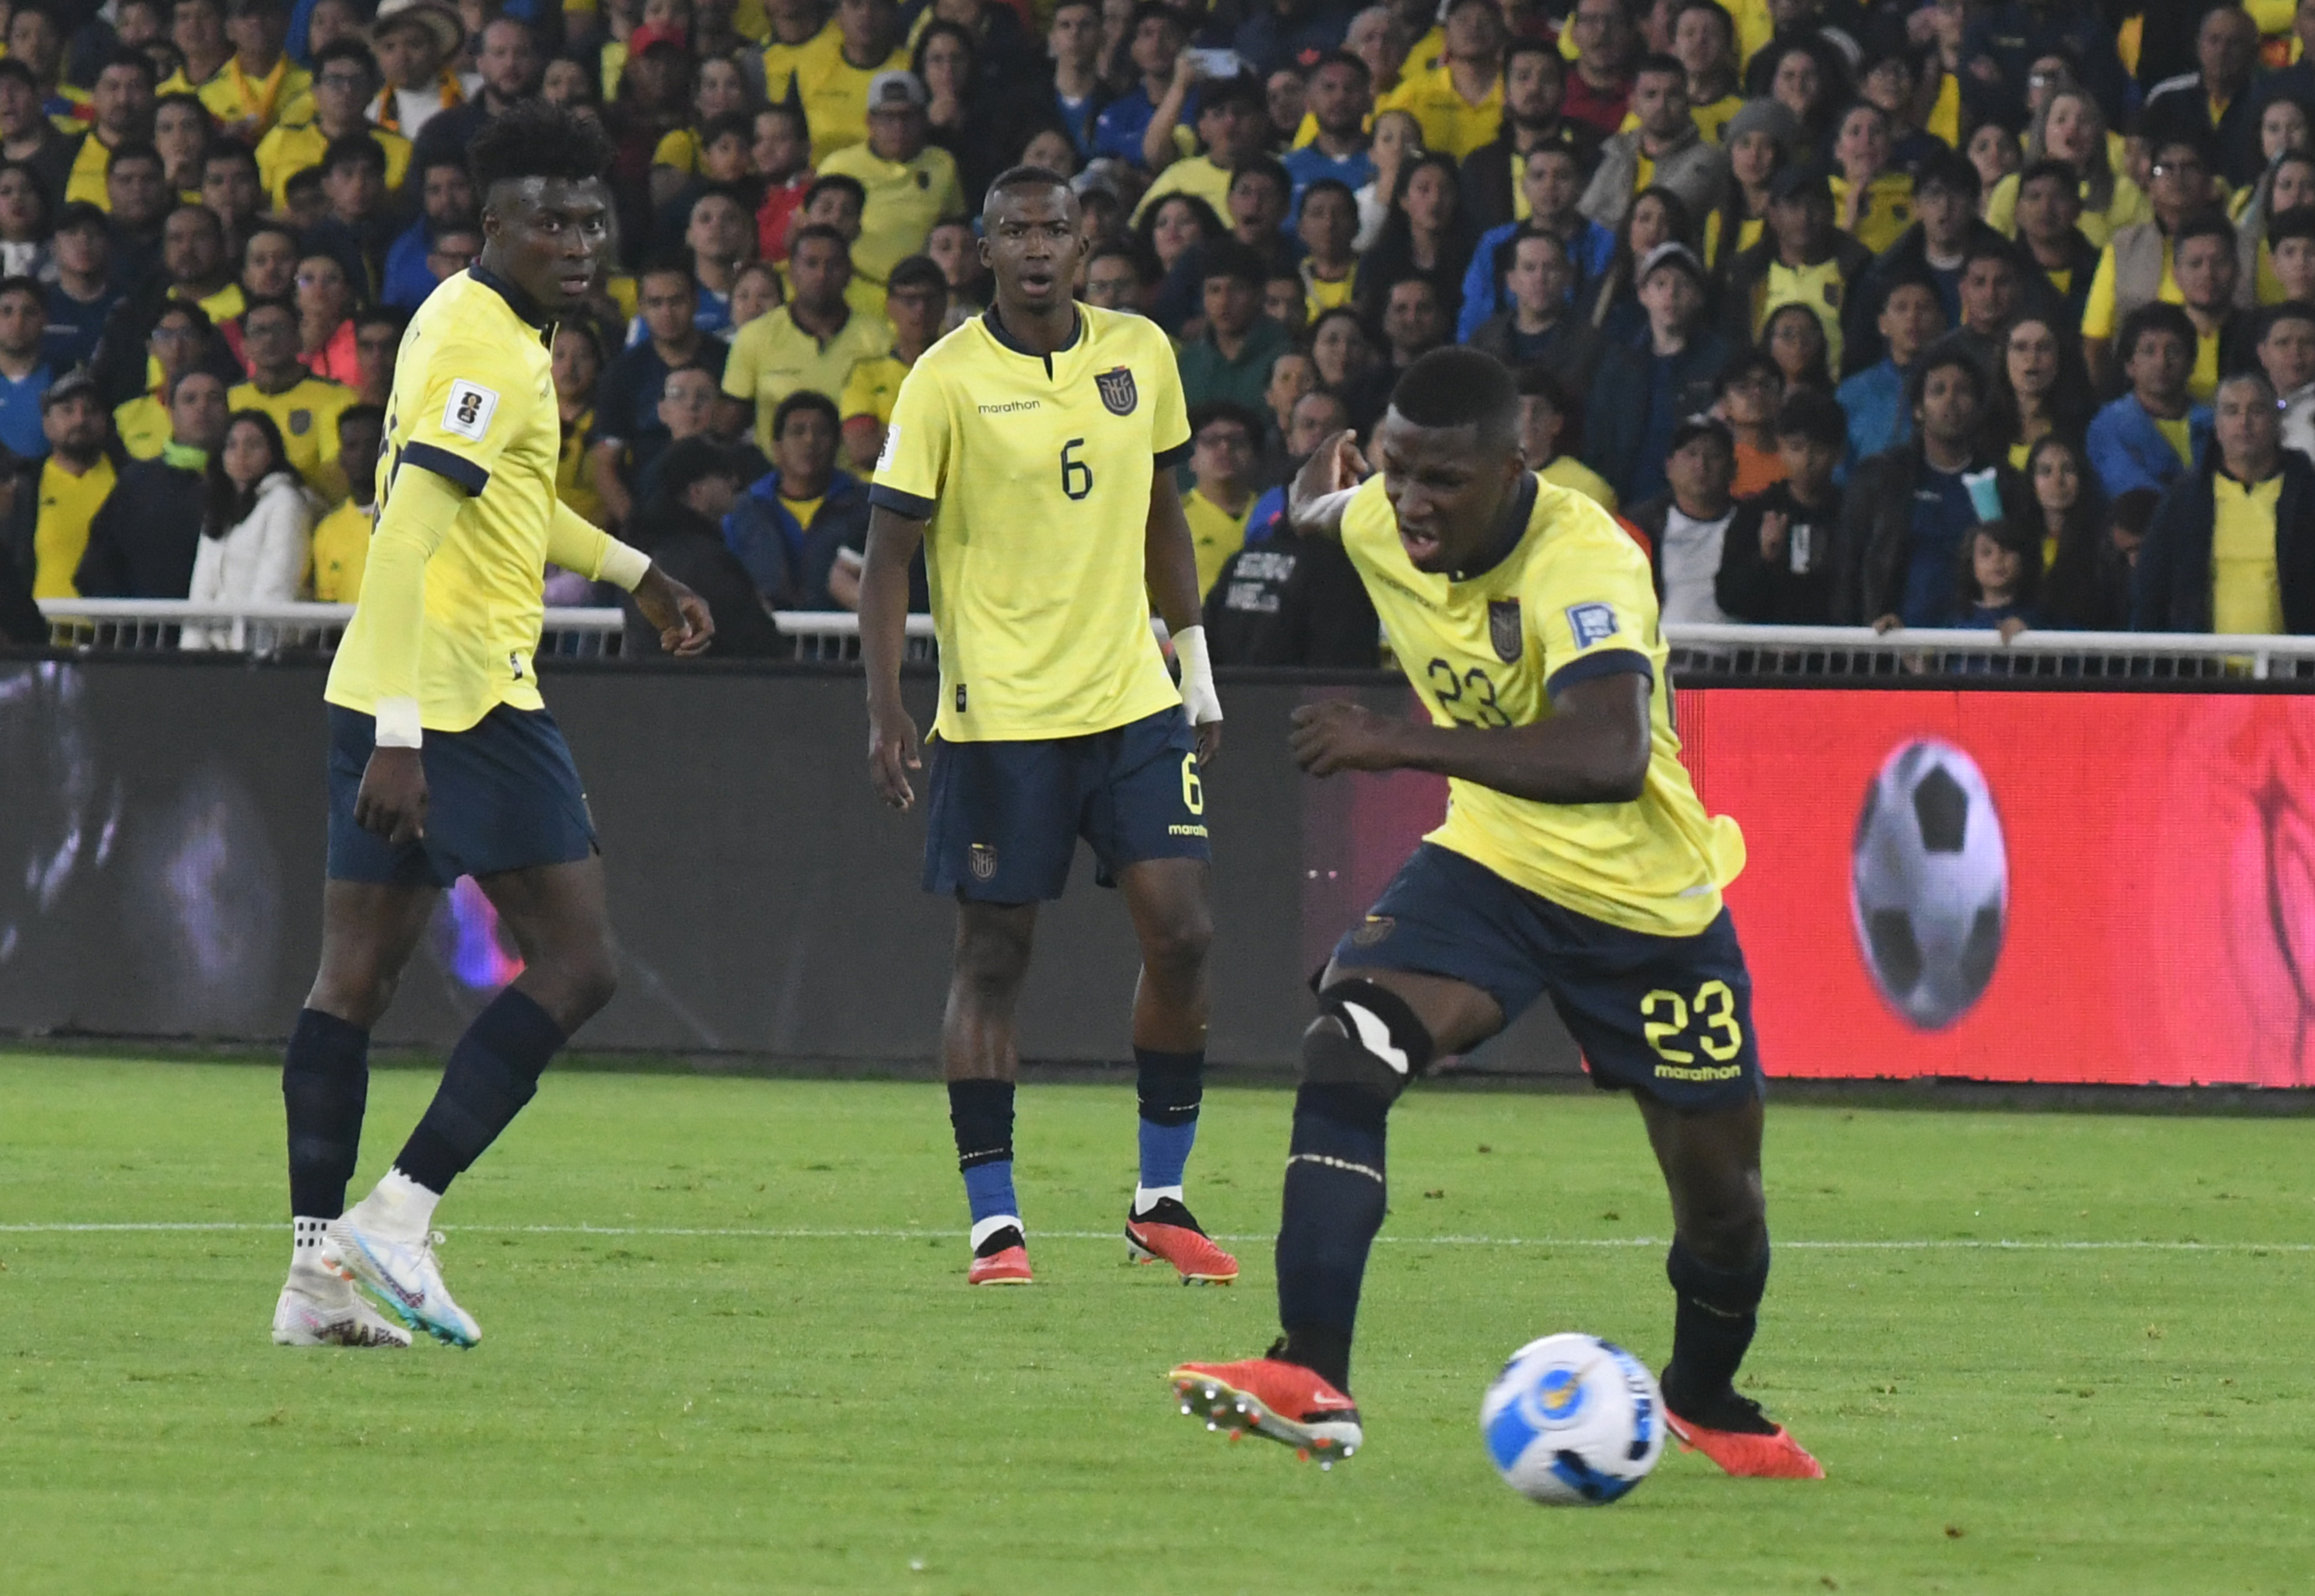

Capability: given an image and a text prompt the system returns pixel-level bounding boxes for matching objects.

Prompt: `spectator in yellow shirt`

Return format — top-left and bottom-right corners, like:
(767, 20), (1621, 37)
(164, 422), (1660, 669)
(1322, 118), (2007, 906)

(797, 0), (910, 162)
(817, 71), (967, 285)
(1181, 400), (1261, 599)
(27, 372), (120, 600)
(1377, 0), (1504, 161)
(838, 252), (945, 473)
(306, 402), (381, 602)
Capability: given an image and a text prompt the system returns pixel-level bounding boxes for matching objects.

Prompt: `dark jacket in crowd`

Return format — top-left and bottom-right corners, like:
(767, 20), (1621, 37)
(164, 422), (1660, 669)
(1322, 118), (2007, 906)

(722, 466), (873, 611)
(1457, 123), (1600, 232)
(620, 501), (784, 658)
(1201, 530), (1380, 668)
(0, 506), (41, 643)
(1846, 217), (2010, 376)
(90, 282), (245, 407)
(1717, 233), (1873, 353)
(1584, 331), (1731, 506)
(2130, 453), (2315, 633)
(74, 455), (205, 597)
(1468, 313), (1610, 395)
(2018, 227), (2101, 330)
(1715, 479), (1845, 624)
(1833, 439), (2025, 624)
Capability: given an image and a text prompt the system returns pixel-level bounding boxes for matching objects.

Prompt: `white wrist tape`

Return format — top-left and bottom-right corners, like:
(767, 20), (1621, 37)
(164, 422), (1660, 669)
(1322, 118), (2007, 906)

(374, 696), (423, 749)
(1174, 624), (1222, 726)
(599, 538), (651, 592)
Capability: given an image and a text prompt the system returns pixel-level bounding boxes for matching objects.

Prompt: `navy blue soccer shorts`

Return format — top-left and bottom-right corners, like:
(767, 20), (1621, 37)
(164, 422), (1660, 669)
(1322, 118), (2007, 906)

(326, 703), (598, 889)
(1328, 843), (1765, 1112)
(921, 705), (1210, 903)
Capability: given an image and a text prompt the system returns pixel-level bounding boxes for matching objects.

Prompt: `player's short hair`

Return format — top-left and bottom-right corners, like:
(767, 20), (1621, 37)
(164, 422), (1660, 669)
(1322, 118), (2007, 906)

(2172, 213), (2237, 257)
(2015, 158), (2079, 201)
(0, 273), (42, 310)
(312, 37), (379, 80)
(1200, 239), (1268, 289)
(2270, 205), (2315, 247)
(2259, 299), (2315, 338)
(700, 110), (753, 149)
(469, 99), (614, 196)
(1905, 335), (1989, 410)
(638, 254), (698, 291)
(105, 140), (162, 174)
(1634, 52), (1685, 82)
(1388, 347), (1519, 452)
(1775, 386), (1847, 447)
(2215, 368), (2278, 408)
(337, 402), (385, 438)
(322, 133), (387, 178)
(2114, 301), (2196, 365)
(1309, 48), (1368, 81)
(885, 254), (947, 296)
(802, 173), (866, 214)
(787, 222), (850, 259)
(98, 44), (158, 84)
(983, 163), (1073, 215)
(771, 388), (838, 440)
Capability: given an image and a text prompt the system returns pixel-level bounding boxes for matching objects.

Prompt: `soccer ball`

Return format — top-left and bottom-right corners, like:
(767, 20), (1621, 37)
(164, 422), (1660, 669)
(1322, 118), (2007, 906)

(1849, 739), (2008, 1029)
(1479, 1333), (1665, 1505)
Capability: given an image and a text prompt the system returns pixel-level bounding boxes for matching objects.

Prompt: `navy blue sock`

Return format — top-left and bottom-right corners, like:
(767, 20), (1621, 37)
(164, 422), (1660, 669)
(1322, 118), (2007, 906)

(1274, 1082), (1390, 1392)
(948, 1079), (1019, 1253)
(283, 1007), (370, 1218)
(394, 989), (566, 1195)
(1134, 1046), (1202, 1199)
(1662, 1237), (1771, 1418)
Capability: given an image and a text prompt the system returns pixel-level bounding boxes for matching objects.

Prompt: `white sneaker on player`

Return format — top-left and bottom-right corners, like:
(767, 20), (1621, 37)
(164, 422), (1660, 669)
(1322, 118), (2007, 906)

(271, 1274), (413, 1349)
(319, 1220), (481, 1348)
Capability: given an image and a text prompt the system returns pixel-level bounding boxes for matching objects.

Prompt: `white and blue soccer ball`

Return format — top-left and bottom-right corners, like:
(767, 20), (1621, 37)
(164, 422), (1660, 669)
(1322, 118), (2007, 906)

(1849, 739), (2008, 1030)
(1480, 1333), (1665, 1505)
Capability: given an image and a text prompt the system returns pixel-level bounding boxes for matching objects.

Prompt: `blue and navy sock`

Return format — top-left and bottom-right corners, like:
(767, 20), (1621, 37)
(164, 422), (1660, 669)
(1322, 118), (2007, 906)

(283, 1007), (370, 1219)
(1274, 1083), (1390, 1392)
(1133, 1046), (1203, 1211)
(949, 1078), (1020, 1255)
(394, 988), (566, 1196)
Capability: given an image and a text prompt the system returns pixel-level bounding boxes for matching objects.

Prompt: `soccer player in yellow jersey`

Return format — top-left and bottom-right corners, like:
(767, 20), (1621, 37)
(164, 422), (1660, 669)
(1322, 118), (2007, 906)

(1171, 348), (1824, 1482)
(859, 166), (1235, 1289)
(271, 104), (713, 1353)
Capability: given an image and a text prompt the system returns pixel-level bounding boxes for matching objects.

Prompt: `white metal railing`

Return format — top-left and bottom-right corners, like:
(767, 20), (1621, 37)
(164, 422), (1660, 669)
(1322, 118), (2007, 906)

(773, 611), (938, 662)
(36, 600), (627, 657)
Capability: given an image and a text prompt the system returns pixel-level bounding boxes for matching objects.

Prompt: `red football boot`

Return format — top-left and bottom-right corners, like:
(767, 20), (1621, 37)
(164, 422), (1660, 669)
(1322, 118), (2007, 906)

(1126, 1196), (1239, 1284)
(1664, 1390), (1825, 1479)
(1170, 1347), (1363, 1467)
(966, 1227), (1034, 1286)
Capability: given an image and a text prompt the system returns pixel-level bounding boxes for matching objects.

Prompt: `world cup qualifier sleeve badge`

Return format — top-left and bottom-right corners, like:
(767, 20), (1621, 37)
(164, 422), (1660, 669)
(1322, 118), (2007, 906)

(1095, 366), (1138, 415)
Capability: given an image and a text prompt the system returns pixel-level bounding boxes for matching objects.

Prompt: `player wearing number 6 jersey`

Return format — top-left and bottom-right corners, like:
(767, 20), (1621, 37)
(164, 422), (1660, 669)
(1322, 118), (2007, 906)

(859, 165), (1236, 1288)
(1169, 347), (1822, 1479)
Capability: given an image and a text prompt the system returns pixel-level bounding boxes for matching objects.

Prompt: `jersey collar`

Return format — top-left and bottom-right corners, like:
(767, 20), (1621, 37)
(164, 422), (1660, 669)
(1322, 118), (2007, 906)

(467, 263), (557, 343)
(982, 303), (1083, 377)
(1445, 472), (1538, 583)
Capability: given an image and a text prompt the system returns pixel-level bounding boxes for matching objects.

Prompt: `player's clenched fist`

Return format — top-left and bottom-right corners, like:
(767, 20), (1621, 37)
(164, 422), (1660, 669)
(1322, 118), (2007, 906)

(354, 746), (429, 844)
(1289, 699), (1405, 777)
(1287, 430), (1370, 536)
(868, 700), (922, 810)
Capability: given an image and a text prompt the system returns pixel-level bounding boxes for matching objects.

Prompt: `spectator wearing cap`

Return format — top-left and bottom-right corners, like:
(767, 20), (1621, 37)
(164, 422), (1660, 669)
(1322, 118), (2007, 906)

(1585, 240), (1729, 506)
(1836, 273), (1944, 468)
(1837, 341), (2025, 628)
(2080, 133), (2226, 393)
(1375, 0), (1503, 161)
(256, 39), (412, 212)
(798, 0), (911, 165)
(838, 253), (946, 474)
(1174, 239), (1291, 412)
(1578, 52), (1727, 237)
(817, 72), (967, 288)
(723, 388), (872, 611)
(408, 16), (543, 181)
(74, 366), (226, 598)
(1719, 166), (1870, 370)
(722, 221), (893, 456)
(1455, 143), (1614, 341)
(2137, 7), (2264, 191)
(1135, 69), (1272, 221)
(9, 370), (119, 599)
(363, 0), (468, 141)
(2086, 302), (2213, 502)
(1849, 150), (1996, 377)
(1624, 414), (1738, 624)
(63, 49), (159, 212)
(42, 203), (121, 373)
(1715, 385), (1847, 624)
(1468, 231), (1609, 395)
(618, 436), (784, 658)
(0, 276), (52, 461)
(2132, 369), (2315, 635)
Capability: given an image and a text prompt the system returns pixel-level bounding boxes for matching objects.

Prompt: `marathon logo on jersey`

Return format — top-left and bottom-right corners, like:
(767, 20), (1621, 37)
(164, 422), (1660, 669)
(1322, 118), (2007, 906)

(441, 381), (500, 442)
(1488, 599), (1523, 663)
(1095, 366), (1138, 416)
(1565, 602), (1619, 650)
(969, 843), (997, 881)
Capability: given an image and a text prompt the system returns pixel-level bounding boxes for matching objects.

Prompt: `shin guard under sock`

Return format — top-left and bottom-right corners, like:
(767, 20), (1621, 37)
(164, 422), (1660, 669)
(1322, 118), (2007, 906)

(1134, 1046), (1202, 1206)
(283, 1007), (370, 1219)
(1274, 1083), (1390, 1392)
(1661, 1237), (1771, 1417)
(393, 988), (566, 1196)
(949, 1078), (1019, 1252)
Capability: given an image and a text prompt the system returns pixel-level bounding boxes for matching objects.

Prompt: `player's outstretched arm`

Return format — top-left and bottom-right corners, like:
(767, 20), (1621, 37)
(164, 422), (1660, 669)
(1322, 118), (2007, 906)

(860, 505), (926, 810)
(1286, 429), (1370, 543)
(1145, 471), (1222, 764)
(1288, 672), (1653, 805)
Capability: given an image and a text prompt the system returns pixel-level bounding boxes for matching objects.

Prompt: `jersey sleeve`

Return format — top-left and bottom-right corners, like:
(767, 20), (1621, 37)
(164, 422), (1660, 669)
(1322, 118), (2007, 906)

(392, 337), (532, 496)
(1147, 325), (1192, 469)
(721, 324), (759, 403)
(838, 357), (882, 424)
(1533, 528), (1658, 700)
(865, 361), (950, 520)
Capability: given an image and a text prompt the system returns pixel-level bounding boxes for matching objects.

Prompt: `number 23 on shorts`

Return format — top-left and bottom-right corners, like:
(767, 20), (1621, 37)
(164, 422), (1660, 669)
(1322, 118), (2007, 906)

(1640, 980), (1743, 1064)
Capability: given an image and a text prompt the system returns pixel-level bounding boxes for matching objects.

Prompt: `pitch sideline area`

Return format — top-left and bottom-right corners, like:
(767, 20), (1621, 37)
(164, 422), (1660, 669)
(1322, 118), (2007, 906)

(2, 1056), (2309, 1595)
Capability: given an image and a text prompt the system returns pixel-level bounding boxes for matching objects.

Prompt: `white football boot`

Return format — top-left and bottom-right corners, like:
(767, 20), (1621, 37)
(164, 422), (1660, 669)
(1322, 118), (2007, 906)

(319, 1219), (481, 1348)
(272, 1272), (413, 1348)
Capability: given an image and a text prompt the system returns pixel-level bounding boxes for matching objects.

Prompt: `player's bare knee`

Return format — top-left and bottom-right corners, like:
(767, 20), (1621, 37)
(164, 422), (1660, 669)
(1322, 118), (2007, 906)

(1301, 979), (1435, 1117)
(952, 920), (1033, 1003)
(1138, 910), (1211, 987)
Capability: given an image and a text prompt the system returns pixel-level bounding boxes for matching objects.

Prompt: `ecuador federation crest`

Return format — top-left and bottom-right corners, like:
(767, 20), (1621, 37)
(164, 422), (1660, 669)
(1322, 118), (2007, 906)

(1095, 365), (1138, 416)
(1488, 599), (1523, 664)
(969, 843), (998, 881)
(288, 408), (312, 437)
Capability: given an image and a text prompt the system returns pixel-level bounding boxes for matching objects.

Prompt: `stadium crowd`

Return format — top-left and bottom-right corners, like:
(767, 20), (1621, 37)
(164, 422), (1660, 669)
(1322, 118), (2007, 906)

(1, 0), (2314, 660)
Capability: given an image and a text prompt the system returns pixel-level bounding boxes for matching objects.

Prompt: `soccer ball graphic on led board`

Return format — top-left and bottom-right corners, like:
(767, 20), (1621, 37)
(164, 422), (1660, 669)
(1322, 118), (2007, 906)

(1479, 1333), (1664, 1505)
(1849, 739), (2008, 1029)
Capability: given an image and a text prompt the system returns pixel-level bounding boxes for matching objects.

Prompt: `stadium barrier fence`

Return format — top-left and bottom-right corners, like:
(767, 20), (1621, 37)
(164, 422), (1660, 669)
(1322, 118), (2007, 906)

(4, 646), (2313, 1086)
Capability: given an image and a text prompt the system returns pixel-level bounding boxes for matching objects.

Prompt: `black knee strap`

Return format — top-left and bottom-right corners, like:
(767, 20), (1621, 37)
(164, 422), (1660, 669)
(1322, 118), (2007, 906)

(1303, 978), (1434, 1103)
(1667, 1236), (1771, 1317)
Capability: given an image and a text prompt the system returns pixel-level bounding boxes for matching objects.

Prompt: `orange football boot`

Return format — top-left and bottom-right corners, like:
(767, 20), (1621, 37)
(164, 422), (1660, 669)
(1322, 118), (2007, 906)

(966, 1228), (1034, 1286)
(1170, 1347), (1363, 1467)
(1126, 1197), (1239, 1284)
(1665, 1391), (1825, 1479)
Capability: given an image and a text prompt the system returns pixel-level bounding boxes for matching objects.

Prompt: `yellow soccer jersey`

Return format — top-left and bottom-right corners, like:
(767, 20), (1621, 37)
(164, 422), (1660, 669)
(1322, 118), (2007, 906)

(309, 496), (371, 602)
(31, 455), (115, 597)
(871, 304), (1191, 743)
(326, 267), (563, 732)
(230, 374), (356, 498)
(840, 351), (909, 424)
(1339, 474), (1745, 936)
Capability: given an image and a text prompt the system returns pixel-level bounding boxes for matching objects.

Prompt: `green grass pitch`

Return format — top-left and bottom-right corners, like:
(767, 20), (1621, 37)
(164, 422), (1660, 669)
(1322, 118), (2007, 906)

(2, 1054), (2311, 1595)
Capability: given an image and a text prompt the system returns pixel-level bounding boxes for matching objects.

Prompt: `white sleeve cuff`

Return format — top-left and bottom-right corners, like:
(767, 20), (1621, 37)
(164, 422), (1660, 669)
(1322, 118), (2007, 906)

(373, 697), (423, 749)
(599, 538), (652, 592)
